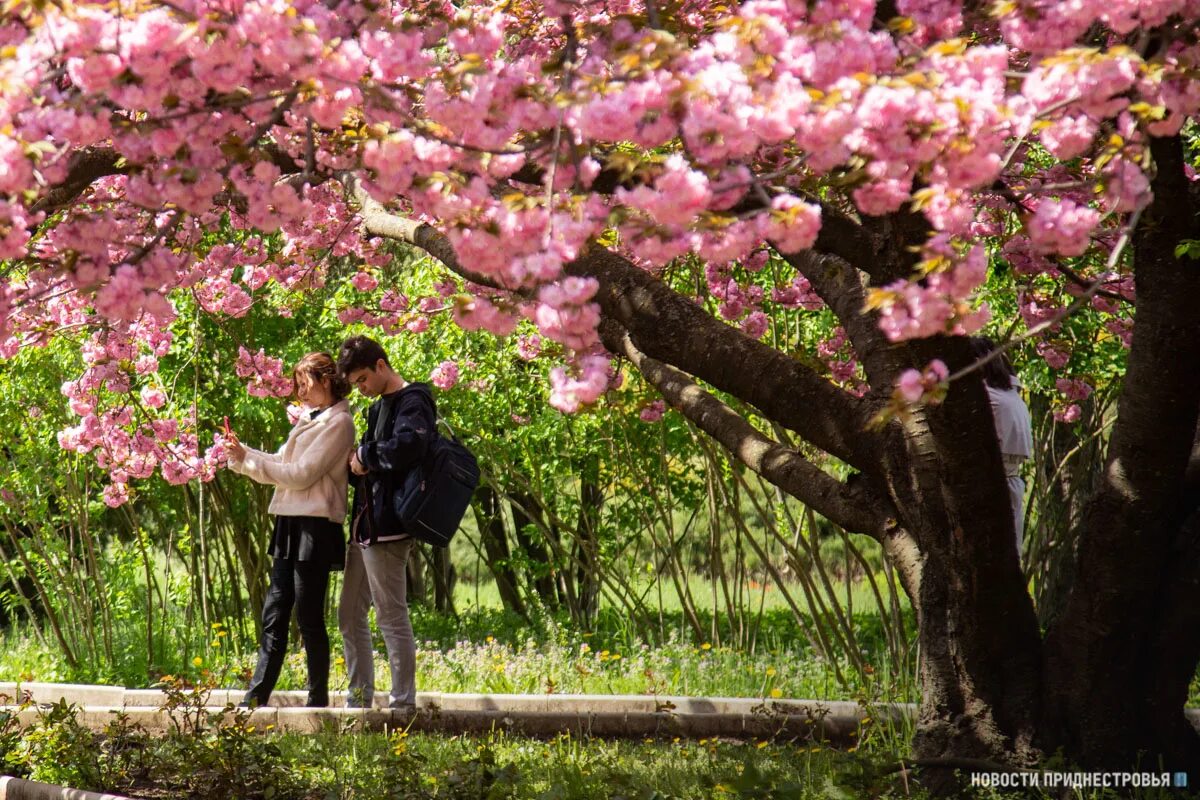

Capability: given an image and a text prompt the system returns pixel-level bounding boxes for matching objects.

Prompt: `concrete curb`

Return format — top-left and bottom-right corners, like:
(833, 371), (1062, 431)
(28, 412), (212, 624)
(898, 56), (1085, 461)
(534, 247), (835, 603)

(12, 682), (1200, 742)
(4, 704), (873, 740)
(2, 682), (911, 716)
(0, 776), (136, 800)
(1, 681), (910, 742)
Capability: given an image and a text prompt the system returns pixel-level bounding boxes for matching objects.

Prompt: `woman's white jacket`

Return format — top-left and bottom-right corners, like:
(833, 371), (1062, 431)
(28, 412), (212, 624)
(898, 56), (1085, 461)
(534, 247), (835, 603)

(227, 399), (357, 523)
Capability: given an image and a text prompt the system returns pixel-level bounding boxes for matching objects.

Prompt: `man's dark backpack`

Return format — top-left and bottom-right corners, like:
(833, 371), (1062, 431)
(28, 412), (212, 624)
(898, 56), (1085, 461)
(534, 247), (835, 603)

(394, 425), (480, 547)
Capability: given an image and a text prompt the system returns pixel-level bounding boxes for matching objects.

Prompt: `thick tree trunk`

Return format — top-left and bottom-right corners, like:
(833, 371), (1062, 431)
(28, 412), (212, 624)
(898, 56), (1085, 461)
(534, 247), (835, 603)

(1041, 135), (1200, 772)
(883, 361), (1043, 767)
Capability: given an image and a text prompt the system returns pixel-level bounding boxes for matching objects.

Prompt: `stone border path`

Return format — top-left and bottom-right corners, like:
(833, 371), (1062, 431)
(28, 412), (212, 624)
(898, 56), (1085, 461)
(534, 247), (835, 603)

(1, 681), (908, 742)
(0, 776), (137, 800)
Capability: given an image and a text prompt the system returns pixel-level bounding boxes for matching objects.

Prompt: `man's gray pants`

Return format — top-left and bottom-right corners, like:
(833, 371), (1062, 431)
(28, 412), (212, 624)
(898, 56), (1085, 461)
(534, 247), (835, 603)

(339, 538), (416, 708)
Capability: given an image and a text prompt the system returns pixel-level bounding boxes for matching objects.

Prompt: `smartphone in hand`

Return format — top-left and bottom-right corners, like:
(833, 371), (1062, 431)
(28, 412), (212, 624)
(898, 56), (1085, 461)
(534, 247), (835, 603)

(223, 416), (232, 437)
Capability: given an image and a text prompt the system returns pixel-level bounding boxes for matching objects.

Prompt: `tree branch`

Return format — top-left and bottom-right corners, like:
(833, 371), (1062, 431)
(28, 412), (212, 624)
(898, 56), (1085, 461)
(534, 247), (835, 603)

(341, 174), (513, 293)
(29, 147), (127, 218)
(569, 245), (879, 472)
(777, 248), (904, 388)
(603, 320), (892, 537)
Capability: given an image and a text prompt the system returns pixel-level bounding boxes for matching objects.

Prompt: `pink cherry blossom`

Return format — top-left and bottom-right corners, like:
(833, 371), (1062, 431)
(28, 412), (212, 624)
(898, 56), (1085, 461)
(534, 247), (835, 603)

(351, 271), (379, 292)
(140, 386), (167, 409)
(1026, 199), (1101, 257)
(639, 400), (666, 423)
(431, 360), (460, 390)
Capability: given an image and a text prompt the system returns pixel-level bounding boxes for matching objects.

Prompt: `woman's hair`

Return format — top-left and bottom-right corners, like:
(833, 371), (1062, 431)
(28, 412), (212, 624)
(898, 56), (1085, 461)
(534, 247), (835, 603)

(292, 352), (350, 402)
(337, 335), (389, 377)
(968, 336), (1015, 391)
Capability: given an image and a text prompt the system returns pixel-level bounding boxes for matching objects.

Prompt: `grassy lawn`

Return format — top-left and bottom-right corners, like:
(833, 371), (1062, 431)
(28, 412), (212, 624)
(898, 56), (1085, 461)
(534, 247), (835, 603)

(0, 574), (919, 705)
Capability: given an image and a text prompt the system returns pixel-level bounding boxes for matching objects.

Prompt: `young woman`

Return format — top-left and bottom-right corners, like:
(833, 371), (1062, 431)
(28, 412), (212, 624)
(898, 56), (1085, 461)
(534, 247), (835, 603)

(225, 352), (356, 707)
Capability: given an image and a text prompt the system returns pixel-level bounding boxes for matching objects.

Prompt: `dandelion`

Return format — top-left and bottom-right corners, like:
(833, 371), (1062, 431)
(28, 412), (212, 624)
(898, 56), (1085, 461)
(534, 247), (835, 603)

(765, 667), (777, 677)
(192, 656), (203, 667)
(756, 741), (769, 749)
(770, 688), (783, 698)
(700, 643), (712, 651)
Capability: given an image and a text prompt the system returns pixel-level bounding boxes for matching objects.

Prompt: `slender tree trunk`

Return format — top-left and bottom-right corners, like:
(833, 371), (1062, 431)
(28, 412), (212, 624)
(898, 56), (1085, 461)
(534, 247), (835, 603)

(430, 545), (456, 614)
(407, 553), (427, 606)
(509, 491), (560, 608)
(473, 483), (527, 617)
(575, 465), (604, 627)
(1026, 392), (1105, 628)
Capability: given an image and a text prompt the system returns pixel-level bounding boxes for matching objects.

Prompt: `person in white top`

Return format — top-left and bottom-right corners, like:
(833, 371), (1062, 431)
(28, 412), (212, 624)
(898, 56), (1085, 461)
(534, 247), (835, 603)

(970, 337), (1034, 553)
(224, 352), (356, 707)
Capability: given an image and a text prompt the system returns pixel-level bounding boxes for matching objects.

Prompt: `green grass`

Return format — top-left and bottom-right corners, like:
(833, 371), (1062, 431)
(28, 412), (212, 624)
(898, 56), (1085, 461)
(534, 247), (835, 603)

(0, 571), (919, 705)
(4, 699), (1184, 800)
(278, 728), (845, 800)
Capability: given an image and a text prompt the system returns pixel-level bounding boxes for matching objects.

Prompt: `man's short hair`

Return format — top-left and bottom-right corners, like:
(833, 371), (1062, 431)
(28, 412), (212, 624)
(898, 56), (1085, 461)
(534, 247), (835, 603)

(338, 335), (390, 377)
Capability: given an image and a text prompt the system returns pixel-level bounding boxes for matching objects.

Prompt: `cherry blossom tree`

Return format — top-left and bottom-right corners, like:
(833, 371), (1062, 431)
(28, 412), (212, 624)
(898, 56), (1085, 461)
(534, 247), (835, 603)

(2, 0), (1199, 776)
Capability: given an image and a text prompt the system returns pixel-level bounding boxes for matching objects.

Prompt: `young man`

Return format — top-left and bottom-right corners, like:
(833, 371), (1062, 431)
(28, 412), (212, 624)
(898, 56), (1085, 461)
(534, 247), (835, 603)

(336, 335), (437, 710)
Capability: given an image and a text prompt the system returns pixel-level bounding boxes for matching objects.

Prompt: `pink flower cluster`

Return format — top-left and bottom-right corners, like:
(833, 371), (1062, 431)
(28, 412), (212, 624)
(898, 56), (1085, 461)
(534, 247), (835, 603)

(515, 334), (542, 361)
(1026, 199), (1101, 257)
(1, 0), (1192, 445)
(816, 327), (859, 385)
(548, 355), (611, 414)
(639, 400), (666, 423)
(876, 242), (990, 342)
(896, 359), (950, 404)
(533, 277), (602, 352)
(430, 360), (460, 390)
(235, 347), (293, 399)
(453, 296), (519, 336)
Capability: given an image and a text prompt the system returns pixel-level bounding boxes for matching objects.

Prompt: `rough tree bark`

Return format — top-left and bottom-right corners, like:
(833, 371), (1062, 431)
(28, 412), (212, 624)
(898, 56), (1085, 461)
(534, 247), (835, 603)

(1041, 135), (1200, 772)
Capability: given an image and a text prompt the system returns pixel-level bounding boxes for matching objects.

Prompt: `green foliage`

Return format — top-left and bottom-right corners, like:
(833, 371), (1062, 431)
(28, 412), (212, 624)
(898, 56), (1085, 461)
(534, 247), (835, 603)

(0, 705), (27, 779)
(9, 699), (100, 787)
(1175, 240), (1200, 260)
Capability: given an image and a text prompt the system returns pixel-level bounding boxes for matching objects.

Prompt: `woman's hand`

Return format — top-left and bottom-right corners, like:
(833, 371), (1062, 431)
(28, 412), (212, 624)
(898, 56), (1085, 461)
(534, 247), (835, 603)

(225, 431), (246, 462)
